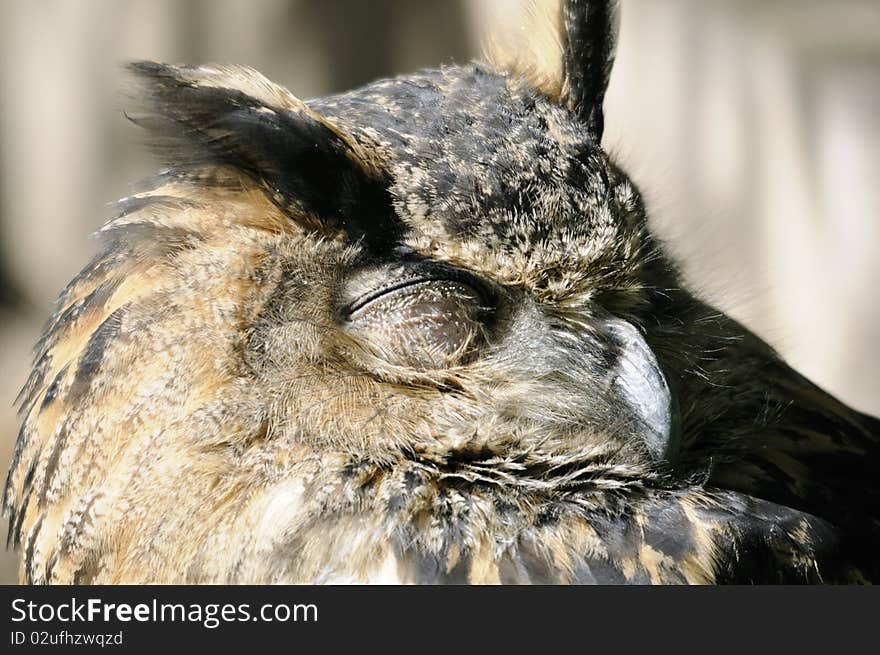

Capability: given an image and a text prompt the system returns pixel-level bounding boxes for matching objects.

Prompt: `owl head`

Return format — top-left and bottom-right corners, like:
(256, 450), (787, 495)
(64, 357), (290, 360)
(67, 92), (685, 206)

(5, 0), (878, 584)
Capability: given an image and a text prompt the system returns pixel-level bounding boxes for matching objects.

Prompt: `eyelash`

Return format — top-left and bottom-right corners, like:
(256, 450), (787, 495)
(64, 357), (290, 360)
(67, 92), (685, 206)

(346, 274), (455, 315)
(342, 266), (497, 319)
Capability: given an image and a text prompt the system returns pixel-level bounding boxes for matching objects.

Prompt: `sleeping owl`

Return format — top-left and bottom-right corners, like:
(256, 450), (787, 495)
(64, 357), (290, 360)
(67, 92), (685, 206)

(4, 0), (879, 584)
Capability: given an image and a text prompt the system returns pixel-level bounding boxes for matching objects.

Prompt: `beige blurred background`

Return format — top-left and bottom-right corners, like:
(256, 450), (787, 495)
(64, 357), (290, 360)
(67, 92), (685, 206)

(0, 0), (877, 583)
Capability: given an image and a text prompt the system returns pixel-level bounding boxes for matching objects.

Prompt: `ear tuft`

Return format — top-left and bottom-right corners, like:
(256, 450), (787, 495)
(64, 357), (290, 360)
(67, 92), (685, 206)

(124, 62), (397, 248)
(487, 0), (618, 141)
(561, 0), (618, 138)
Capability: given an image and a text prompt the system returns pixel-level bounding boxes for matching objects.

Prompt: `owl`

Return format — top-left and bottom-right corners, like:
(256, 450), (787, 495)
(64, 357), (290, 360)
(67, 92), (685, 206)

(3, 0), (879, 584)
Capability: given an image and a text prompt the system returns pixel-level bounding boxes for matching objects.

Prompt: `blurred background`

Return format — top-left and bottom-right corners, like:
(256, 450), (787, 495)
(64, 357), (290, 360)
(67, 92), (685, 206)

(0, 0), (878, 582)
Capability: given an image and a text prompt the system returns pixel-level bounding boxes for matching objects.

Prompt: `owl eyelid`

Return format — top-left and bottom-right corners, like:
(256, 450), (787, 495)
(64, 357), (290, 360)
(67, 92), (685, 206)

(342, 261), (495, 316)
(345, 274), (484, 317)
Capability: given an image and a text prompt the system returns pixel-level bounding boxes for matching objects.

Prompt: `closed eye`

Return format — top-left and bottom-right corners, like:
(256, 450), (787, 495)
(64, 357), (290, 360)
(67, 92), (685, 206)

(346, 274), (464, 316)
(341, 266), (495, 371)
